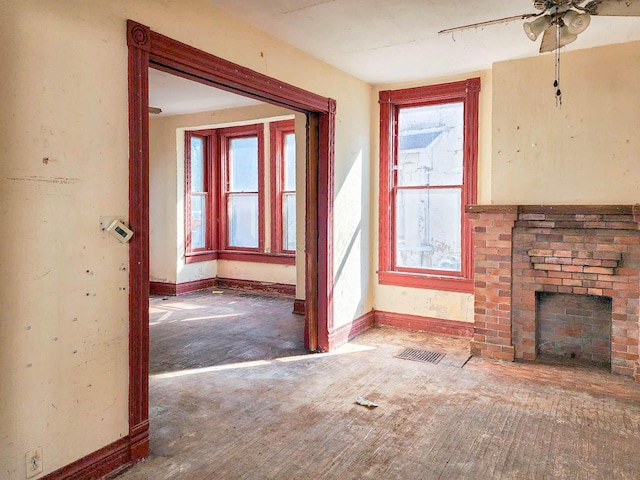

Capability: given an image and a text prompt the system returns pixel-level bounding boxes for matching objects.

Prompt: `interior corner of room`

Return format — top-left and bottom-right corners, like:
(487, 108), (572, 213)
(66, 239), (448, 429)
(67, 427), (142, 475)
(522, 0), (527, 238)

(3, 1), (640, 479)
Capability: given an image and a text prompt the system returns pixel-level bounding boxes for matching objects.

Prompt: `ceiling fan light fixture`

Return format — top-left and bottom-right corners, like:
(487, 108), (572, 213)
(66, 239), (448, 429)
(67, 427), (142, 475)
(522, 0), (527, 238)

(558, 24), (578, 48)
(563, 10), (591, 34)
(523, 15), (552, 41)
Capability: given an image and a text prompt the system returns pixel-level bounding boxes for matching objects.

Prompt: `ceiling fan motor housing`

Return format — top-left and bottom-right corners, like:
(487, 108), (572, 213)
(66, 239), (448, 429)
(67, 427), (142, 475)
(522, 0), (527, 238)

(533, 0), (575, 10)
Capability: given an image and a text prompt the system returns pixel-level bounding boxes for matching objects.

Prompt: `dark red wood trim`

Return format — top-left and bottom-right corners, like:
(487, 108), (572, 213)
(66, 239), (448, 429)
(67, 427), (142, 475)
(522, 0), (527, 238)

(305, 114), (320, 351)
(128, 421), (150, 467)
(184, 131), (194, 253)
(218, 124), (265, 251)
(184, 251), (219, 264)
(42, 436), (131, 480)
(317, 99), (336, 351)
(270, 122), (280, 254)
(462, 78), (480, 282)
(127, 19), (150, 463)
(184, 131), (214, 254)
(385, 79), (473, 105)
(175, 278), (217, 295)
(150, 281), (178, 296)
(270, 120), (296, 253)
(293, 298), (306, 315)
(378, 78), (480, 289)
(151, 277), (294, 296)
(215, 277), (296, 297)
(126, 19), (333, 477)
(185, 250), (295, 265)
(327, 310), (375, 349)
(374, 310), (474, 337)
(378, 271), (474, 293)
(378, 92), (392, 278)
(217, 250), (295, 265)
(147, 30), (328, 113)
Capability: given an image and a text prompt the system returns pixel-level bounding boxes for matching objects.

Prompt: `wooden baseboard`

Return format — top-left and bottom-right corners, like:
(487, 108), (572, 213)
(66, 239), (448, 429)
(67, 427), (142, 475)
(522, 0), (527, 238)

(150, 279), (217, 296)
(176, 278), (217, 295)
(149, 281), (177, 296)
(151, 277), (295, 297)
(374, 310), (474, 337)
(292, 298), (305, 315)
(215, 277), (295, 297)
(150, 278), (217, 296)
(42, 436), (132, 480)
(327, 310), (375, 349)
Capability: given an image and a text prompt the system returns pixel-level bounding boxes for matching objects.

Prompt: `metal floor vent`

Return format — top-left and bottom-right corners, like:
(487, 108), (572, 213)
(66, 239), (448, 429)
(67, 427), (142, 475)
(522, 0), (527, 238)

(396, 348), (446, 364)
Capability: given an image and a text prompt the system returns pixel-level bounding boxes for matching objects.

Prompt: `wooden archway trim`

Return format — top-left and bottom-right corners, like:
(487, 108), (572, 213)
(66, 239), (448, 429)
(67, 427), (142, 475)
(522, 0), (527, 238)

(126, 20), (334, 463)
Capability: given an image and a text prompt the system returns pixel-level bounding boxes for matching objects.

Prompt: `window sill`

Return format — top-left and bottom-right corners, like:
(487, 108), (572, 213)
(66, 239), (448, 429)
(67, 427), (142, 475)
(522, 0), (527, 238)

(378, 270), (473, 293)
(185, 250), (295, 265)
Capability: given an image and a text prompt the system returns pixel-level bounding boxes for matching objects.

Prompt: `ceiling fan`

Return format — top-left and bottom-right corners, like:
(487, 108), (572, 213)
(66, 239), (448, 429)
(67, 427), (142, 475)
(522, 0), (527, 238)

(439, 0), (640, 53)
(439, 1), (640, 105)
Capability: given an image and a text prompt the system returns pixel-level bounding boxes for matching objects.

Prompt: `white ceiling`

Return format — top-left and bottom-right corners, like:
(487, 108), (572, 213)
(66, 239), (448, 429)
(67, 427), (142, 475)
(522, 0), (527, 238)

(207, 0), (640, 84)
(148, 68), (262, 116)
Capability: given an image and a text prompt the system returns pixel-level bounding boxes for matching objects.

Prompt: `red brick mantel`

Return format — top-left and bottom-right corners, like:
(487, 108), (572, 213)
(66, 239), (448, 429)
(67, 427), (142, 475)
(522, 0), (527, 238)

(466, 205), (640, 380)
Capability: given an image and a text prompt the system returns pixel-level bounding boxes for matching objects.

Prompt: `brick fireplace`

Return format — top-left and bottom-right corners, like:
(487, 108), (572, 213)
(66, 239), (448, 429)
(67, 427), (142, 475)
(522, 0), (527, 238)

(466, 205), (640, 380)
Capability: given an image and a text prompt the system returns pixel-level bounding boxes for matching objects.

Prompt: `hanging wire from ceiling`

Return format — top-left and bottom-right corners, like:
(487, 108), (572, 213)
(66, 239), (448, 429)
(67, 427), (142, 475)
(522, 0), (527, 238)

(554, 21), (562, 107)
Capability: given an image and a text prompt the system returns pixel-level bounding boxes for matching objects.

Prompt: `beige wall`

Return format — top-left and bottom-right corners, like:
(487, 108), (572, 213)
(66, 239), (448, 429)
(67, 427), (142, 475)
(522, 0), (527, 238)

(371, 41), (640, 323)
(370, 71), (493, 323)
(5, 0), (637, 477)
(0, 0), (372, 478)
(149, 104), (299, 287)
(492, 40), (640, 204)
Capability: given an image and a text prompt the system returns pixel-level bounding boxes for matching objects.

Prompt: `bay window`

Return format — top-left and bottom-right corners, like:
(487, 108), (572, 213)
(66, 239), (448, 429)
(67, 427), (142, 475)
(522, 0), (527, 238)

(184, 120), (295, 265)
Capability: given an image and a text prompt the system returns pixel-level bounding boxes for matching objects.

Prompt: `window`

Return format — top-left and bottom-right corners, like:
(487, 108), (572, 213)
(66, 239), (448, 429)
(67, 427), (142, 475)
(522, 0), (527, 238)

(378, 78), (480, 292)
(187, 134), (210, 251)
(270, 120), (297, 253)
(184, 121), (295, 265)
(220, 125), (264, 251)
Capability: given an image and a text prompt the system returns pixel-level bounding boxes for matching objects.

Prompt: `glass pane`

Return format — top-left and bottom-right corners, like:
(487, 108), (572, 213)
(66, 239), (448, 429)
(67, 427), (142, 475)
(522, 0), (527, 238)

(229, 136), (258, 192)
(228, 194), (258, 248)
(397, 102), (463, 187)
(191, 194), (206, 249)
(190, 136), (205, 192)
(283, 193), (296, 251)
(395, 188), (461, 272)
(284, 132), (296, 192)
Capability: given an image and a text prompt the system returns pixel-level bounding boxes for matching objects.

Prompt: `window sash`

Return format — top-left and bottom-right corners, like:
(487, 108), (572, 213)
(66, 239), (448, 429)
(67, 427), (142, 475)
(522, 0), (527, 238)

(392, 185), (463, 275)
(227, 192), (259, 249)
(378, 78), (480, 292)
(221, 126), (264, 252)
(270, 120), (296, 253)
(185, 133), (211, 253)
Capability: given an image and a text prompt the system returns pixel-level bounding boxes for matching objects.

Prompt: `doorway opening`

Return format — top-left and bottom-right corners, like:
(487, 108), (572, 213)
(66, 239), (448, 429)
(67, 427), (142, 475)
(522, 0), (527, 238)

(127, 20), (335, 461)
(147, 67), (307, 374)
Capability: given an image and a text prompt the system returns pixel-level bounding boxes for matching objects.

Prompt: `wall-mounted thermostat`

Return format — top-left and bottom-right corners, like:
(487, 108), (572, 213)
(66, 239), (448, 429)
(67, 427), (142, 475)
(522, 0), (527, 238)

(106, 220), (134, 243)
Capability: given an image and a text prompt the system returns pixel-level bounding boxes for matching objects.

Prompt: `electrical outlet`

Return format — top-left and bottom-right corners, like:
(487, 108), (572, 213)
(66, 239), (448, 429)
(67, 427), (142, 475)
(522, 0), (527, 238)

(25, 447), (43, 478)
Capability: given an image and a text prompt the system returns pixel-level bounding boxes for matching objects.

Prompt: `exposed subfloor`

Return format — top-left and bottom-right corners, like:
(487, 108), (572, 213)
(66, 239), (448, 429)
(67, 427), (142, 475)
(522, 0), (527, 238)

(118, 290), (640, 479)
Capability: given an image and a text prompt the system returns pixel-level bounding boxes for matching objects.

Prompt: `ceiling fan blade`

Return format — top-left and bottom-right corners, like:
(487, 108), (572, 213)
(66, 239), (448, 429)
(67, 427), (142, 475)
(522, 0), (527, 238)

(438, 13), (539, 35)
(539, 26), (557, 52)
(583, 0), (640, 16)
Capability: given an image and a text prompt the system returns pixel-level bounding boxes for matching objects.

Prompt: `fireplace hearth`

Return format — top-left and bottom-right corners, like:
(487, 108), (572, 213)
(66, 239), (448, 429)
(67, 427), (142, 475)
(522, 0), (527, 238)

(467, 205), (640, 380)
